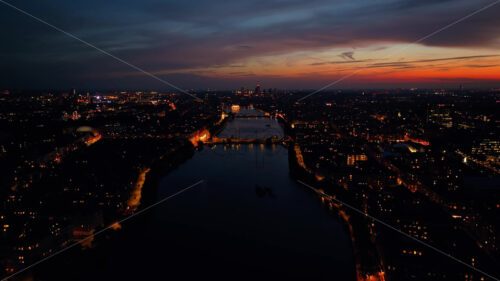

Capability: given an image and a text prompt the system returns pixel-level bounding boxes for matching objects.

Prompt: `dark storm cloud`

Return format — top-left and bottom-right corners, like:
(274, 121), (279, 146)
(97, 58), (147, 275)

(0, 0), (499, 89)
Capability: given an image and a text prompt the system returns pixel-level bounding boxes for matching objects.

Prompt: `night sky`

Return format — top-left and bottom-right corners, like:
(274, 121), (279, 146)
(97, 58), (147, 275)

(1, 0), (499, 90)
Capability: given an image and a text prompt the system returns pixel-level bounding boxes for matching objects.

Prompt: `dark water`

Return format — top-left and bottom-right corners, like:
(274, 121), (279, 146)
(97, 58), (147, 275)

(234, 108), (265, 116)
(41, 114), (355, 281)
(218, 117), (284, 139)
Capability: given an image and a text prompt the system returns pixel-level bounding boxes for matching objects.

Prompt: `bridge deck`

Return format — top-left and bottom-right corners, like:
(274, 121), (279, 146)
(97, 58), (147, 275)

(206, 136), (290, 144)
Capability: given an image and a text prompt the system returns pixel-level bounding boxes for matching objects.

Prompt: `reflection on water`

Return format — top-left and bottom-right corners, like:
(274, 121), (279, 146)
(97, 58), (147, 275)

(218, 117), (284, 139)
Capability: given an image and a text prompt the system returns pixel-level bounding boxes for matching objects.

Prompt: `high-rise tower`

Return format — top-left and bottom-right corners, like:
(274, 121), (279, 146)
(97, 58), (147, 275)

(255, 82), (261, 94)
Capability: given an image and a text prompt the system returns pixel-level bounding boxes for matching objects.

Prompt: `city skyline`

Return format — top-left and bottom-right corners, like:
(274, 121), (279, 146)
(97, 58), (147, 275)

(1, 1), (499, 280)
(1, 89), (499, 281)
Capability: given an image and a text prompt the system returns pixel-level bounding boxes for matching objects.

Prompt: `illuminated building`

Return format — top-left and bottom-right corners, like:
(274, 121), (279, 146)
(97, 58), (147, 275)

(255, 82), (261, 94)
(71, 110), (81, 120)
(428, 108), (453, 128)
(472, 139), (500, 162)
(347, 154), (368, 166)
(231, 104), (240, 113)
(189, 128), (211, 146)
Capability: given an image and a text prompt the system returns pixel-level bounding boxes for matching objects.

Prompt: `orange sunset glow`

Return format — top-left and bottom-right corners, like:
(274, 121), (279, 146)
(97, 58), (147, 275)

(169, 44), (500, 87)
